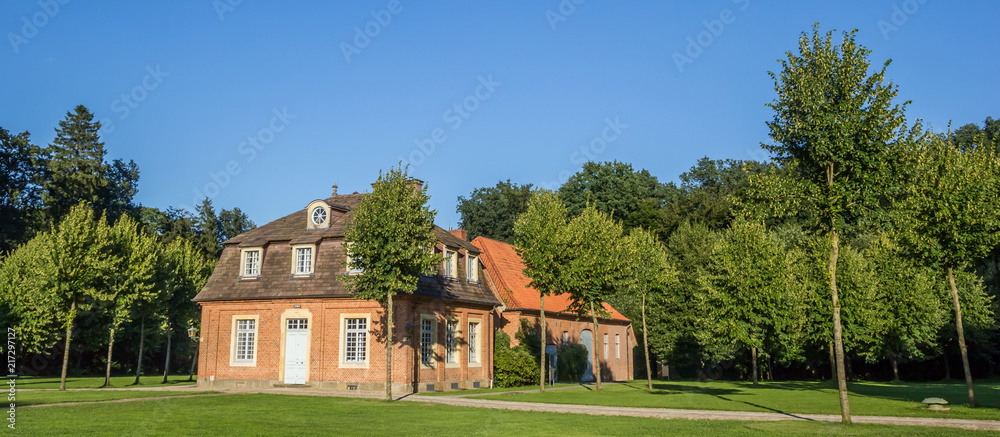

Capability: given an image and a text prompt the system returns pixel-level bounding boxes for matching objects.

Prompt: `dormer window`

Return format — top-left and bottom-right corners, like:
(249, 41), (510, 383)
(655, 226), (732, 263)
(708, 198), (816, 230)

(240, 248), (262, 279)
(444, 248), (457, 279)
(311, 207), (327, 226)
(291, 244), (315, 276)
(467, 254), (479, 283)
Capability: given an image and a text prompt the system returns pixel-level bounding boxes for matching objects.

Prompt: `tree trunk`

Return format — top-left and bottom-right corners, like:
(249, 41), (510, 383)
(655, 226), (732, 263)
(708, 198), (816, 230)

(944, 353), (952, 380)
(642, 293), (653, 390)
(59, 298), (76, 391)
(134, 317), (145, 385)
(828, 341), (836, 381)
(385, 292), (394, 401)
(188, 337), (199, 382)
(948, 266), (977, 407)
(162, 322), (172, 384)
(539, 294), (546, 392)
(590, 301), (601, 391)
(752, 347), (758, 385)
(103, 327), (115, 387)
(890, 356), (900, 382)
(829, 227), (851, 423)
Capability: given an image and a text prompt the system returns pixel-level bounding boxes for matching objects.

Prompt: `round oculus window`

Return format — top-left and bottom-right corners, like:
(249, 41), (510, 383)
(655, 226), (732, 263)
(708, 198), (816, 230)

(311, 207), (327, 225)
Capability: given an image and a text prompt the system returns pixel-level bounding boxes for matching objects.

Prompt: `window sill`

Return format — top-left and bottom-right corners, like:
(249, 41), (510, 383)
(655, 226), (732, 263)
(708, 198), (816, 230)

(290, 273), (315, 279)
(468, 362), (482, 368)
(231, 361), (256, 367)
(237, 276), (261, 282)
(445, 362), (460, 369)
(339, 362), (368, 369)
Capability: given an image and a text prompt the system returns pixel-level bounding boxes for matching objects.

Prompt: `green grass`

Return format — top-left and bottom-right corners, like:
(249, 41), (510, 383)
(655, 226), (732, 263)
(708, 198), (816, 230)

(13, 393), (992, 436)
(416, 382), (584, 396)
(14, 374), (196, 389)
(15, 390), (218, 407)
(476, 379), (1000, 421)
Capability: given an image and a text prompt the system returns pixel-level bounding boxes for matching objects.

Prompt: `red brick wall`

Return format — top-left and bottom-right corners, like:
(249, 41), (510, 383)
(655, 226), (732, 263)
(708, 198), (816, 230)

(197, 296), (493, 390)
(494, 310), (634, 382)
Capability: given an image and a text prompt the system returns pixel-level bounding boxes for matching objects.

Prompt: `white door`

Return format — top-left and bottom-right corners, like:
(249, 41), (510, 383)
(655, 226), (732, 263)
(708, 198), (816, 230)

(284, 319), (309, 385)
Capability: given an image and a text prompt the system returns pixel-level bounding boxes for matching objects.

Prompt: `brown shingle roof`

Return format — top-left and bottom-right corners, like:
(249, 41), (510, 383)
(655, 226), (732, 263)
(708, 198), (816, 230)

(193, 192), (499, 307)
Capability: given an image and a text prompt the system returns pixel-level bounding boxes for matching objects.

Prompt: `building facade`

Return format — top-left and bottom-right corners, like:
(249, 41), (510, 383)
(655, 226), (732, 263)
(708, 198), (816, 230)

(193, 189), (501, 394)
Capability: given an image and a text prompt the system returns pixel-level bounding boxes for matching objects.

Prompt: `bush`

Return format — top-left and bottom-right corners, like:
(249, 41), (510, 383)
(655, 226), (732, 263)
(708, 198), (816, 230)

(557, 344), (589, 382)
(493, 329), (539, 388)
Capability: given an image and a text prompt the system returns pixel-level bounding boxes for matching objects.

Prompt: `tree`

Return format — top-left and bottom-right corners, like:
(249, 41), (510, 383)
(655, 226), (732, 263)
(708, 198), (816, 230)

(0, 127), (45, 253)
(894, 134), (1000, 406)
(558, 204), (626, 390)
(558, 161), (662, 225)
(101, 215), (158, 387)
(158, 238), (213, 384)
(0, 232), (62, 356)
(218, 207), (256, 242)
(513, 189), (568, 392)
(757, 25), (915, 423)
(706, 219), (787, 385)
(49, 203), (113, 390)
(341, 165), (439, 401)
(41, 106), (110, 224)
(664, 158), (771, 234)
(194, 198), (221, 258)
(621, 226), (677, 389)
(859, 234), (946, 382)
(458, 180), (534, 242)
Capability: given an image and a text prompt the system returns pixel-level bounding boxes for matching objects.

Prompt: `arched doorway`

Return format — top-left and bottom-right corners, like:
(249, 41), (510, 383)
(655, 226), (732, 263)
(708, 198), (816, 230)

(580, 329), (594, 382)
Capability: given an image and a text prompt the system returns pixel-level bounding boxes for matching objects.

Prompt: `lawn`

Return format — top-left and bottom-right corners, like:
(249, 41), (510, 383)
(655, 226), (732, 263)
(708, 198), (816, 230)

(13, 374), (196, 389)
(15, 390), (218, 407)
(476, 379), (1000, 421)
(13, 393), (993, 436)
(416, 382), (584, 396)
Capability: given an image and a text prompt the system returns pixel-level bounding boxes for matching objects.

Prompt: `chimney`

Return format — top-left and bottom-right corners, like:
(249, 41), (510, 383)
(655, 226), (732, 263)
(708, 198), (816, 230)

(331, 184), (338, 196)
(449, 229), (468, 241)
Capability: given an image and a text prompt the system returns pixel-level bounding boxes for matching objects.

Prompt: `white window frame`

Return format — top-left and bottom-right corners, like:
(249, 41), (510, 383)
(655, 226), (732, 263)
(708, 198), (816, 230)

(604, 333), (609, 359)
(468, 319), (481, 366)
(291, 244), (315, 276)
(230, 315), (259, 367)
(420, 315), (437, 368)
(616, 334), (620, 359)
(339, 313), (370, 368)
(445, 320), (459, 366)
(443, 248), (457, 279)
(467, 254), (479, 282)
(345, 242), (364, 275)
(240, 248), (262, 279)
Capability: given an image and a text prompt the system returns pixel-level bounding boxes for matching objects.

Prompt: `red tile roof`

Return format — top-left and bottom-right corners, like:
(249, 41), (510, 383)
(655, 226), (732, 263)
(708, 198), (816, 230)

(472, 236), (629, 322)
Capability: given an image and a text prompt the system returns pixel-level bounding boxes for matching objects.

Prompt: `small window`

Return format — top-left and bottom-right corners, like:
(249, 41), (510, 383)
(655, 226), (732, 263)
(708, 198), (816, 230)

(444, 249), (456, 278)
(294, 247), (313, 275)
(603, 333), (609, 359)
(235, 319), (256, 362)
(311, 207), (327, 226)
(287, 318), (308, 330)
(421, 318), (434, 366)
(344, 318), (367, 363)
(243, 250), (260, 277)
(562, 331), (568, 345)
(615, 334), (620, 359)
(468, 322), (479, 363)
(346, 243), (364, 274)
(446, 321), (457, 363)
(467, 255), (479, 282)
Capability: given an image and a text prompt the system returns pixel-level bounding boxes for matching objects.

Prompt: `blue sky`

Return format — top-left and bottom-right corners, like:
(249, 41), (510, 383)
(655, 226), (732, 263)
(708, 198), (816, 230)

(2, 1), (997, 229)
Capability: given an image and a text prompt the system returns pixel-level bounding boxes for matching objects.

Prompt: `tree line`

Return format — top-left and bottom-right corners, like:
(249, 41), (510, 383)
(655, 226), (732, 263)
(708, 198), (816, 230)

(0, 105), (255, 388)
(459, 27), (1000, 422)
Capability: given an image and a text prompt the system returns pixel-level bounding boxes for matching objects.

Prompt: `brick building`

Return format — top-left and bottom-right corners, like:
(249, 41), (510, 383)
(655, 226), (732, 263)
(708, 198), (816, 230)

(472, 236), (634, 382)
(193, 188), (501, 395)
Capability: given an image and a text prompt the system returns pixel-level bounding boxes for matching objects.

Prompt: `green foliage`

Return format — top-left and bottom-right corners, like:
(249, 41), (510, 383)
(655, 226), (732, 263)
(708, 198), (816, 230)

(0, 127), (45, 253)
(218, 207), (256, 242)
(104, 214), (159, 334)
(513, 318), (542, 359)
(493, 329), (539, 388)
(513, 189), (567, 299)
(195, 198), (221, 258)
(341, 165), (440, 303)
(558, 205), (625, 317)
(456, 179), (534, 242)
(558, 161), (662, 225)
(557, 343), (589, 382)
